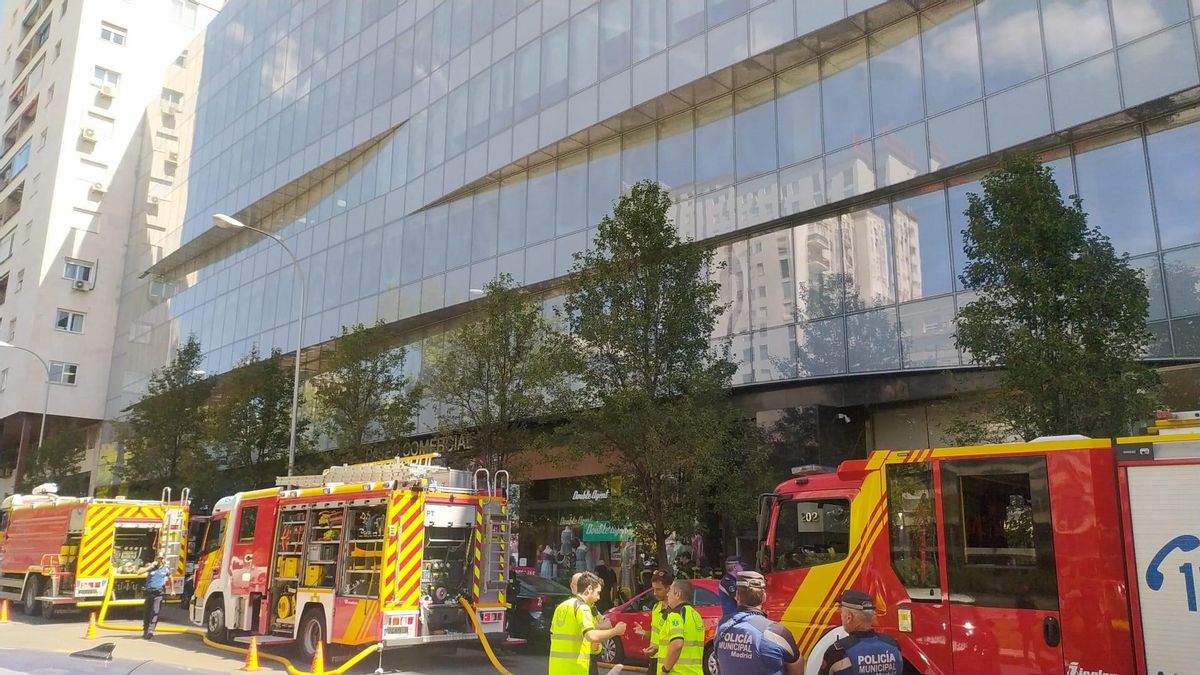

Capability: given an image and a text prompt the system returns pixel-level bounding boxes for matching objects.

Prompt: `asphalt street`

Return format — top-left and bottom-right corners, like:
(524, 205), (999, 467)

(0, 604), (575, 674)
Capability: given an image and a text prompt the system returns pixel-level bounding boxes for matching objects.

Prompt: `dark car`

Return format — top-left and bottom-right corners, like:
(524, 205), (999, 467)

(506, 573), (572, 646)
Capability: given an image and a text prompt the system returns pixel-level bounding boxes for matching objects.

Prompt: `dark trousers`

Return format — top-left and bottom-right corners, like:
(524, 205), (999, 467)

(143, 589), (164, 634)
(648, 657), (658, 675)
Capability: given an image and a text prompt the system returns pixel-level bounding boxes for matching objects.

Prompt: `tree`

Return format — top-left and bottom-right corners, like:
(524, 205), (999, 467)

(208, 347), (309, 490)
(313, 321), (422, 463)
(118, 335), (214, 493)
(954, 154), (1160, 440)
(562, 180), (769, 569)
(423, 275), (577, 474)
(19, 428), (87, 494)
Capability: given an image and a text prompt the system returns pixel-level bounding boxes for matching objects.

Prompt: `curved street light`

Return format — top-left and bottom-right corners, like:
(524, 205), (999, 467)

(213, 214), (306, 478)
(0, 340), (51, 447)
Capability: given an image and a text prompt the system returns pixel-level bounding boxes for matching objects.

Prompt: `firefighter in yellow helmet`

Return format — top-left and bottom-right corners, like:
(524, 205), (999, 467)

(661, 578), (706, 675)
(549, 571), (628, 674)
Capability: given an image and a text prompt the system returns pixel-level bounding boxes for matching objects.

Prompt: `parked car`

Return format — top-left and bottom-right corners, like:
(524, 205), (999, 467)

(600, 579), (723, 675)
(506, 573), (572, 647)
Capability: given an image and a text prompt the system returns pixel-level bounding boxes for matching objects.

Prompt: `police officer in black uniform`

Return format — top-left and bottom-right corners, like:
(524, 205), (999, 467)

(714, 571), (803, 675)
(817, 590), (902, 675)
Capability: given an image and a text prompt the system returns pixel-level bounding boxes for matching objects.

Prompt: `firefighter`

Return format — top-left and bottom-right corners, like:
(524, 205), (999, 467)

(136, 553), (169, 639)
(817, 590), (901, 675)
(634, 570), (673, 674)
(715, 571), (803, 675)
(659, 579), (705, 675)
(719, 556), (745, 616)
(549, 571), (627, 674)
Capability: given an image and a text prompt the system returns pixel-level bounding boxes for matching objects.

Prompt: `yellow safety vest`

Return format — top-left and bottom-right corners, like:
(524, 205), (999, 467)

(651, 601), (667, 674)
(663, 604), (705, 675)
(548, 597), (596, 674)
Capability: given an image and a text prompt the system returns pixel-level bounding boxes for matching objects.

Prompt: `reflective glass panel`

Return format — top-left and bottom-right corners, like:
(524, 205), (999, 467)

(894, 190), (953, 301)
(1041, 0), (1113, 69)
(659, 112), (696, 197)
(1118, 24), (1199, 107)
(875, 123), (928, 188)
(468, 71), (491, 147)
(777, 62), (823, 167)
(735, 80), (778, 179)
(526, 163), (558, 245)
(557, 151), (589, 235)
(542, 24), (570, 105)
(986, 79), (1051, 151)
(900, 296), (959, 367)
(921, 0), (982, 116)
(498, 175), (528, 253)
(826, 143), (876, 202)
(1130, 255), (1169, 321)
(709, 0), (747, 25)
(848, 307), (900, 372)
(1074, 134), (1157, 256)
(1147, 120), (1200, 249)
(843, 208), (895, 309)
(472, 188), (500, 261)
(797, 316), (846, 377)
(447, 199), (473, 270)
(1164, 246), (1200, 317)
(696, 96), (736, 193)
(670, 0), (706, 45)
(715, 241), (752, 335)
(737, 173), (780, 229)
(515, 41), (541, 121)
(401, 214), (425, 284)
(869, 17), (923, 134)
(425, 206), (449, 276)
(821, 40), (870, 151)
(589, 140), (622, 224)
(631, 0), (667, 61)
(491, 55), (516, 133)
(1111, 0), (1190, 44)
(600, 0), (632, 78)
(948, 178), (982, 290)
(795, 218), (845, 319)
(977, 0), (1045, 93)
(570, 6), (600, 94)
(446, 85), (468, 157)
(747, 230), (795, 328)
(929, 102), (987, 171)
(1049, 53), (1120, 131)
(752, 326), (799, 382)
(779, 159), (825, 218)
(622, 126), (658, 186)
(700, 187), (736, 238)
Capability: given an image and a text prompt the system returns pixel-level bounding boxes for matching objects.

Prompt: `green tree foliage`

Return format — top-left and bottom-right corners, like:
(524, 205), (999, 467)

(19, 427), (87, 494)
(313, 321), (422, 463)
(955, 154), (1160, 439)
(208, 346), (310, 490)
(562, 180), (770, 568)
(118, 335), (214, 493)
(424, 275), (577, 474)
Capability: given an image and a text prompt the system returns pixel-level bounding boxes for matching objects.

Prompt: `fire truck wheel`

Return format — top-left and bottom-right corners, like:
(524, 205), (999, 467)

(204, 597), (228, 643)
(298, 606), (326, 662)
(38, 597), (58, 620)
(703, 642), (717, 675)
(21, 576), (40, 616)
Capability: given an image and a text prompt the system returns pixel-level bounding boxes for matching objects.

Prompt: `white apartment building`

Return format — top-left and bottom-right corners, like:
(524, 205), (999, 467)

(0, 0), (220, 498)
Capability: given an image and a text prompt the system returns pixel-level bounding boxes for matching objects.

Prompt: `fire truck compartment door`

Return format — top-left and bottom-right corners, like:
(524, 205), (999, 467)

(939, 456), (1063, 675)
(1125, 461), (1200, 675)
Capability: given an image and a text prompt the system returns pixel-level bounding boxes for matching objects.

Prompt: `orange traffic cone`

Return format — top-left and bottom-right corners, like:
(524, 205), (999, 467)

(0, 599), (9, 623)
(240, 636), (259, 671)
(84, 612), (98, 639)
(310, 640), (325, 675)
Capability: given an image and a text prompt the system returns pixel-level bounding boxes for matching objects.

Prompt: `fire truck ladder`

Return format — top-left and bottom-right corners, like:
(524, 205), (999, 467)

(474, 470), (511, 599)
(158, 487), (187, 573)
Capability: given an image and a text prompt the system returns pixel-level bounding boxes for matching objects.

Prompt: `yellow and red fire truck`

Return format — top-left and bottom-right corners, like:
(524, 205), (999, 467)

(189, 455), (511, 661)
(0, 485), (190, 617)
(756, 421), (1200, 675)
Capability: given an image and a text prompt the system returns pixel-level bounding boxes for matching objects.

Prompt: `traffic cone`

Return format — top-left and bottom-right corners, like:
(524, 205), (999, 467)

(240, 636), (259, 671)
(310, 640), (325, 675)
(0, 599), (9, 623)
(84, 612), (97, 639)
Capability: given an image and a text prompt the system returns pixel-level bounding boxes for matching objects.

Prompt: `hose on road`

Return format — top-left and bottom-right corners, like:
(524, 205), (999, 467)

(457, 597), (513, 675)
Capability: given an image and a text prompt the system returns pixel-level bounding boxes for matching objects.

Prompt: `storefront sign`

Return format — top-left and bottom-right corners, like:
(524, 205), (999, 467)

(582, 520), (632, 542)
(572, 489), (610, 501)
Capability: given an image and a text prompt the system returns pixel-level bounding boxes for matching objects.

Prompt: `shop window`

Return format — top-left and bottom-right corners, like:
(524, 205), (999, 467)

(941, 456), (1059, 610)
(341, 506), (385, 597)
(771, 499), (851, 570)
(886, 462), (940, 600)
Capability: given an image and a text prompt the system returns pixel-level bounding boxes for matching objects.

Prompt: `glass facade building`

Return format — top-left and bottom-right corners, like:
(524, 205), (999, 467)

(108, 0), (1200, 441)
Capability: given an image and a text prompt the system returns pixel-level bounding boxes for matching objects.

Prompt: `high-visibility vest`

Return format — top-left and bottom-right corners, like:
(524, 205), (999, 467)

(663, 604), (706, 675)
(650, 600), (667, 674)
(548, 597), (595, 674)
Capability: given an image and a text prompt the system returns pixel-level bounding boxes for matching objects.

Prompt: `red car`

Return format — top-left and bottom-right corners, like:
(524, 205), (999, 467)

(600, 579), (723, 675)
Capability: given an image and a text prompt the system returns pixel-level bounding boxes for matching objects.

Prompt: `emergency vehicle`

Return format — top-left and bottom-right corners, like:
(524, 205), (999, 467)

(0, 484), (190, 617)
(189, 455), (511, 662)
(757, 415), (1200, 675)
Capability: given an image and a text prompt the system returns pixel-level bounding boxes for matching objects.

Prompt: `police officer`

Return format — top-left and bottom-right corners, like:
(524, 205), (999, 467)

(719, 556), (745, 617)
(659, 579), (705, 675)
(634, 570), (672, 674)
(817, 590), (901, 675)
(715, 571), (803, 675)
(137, 553), (170, 639)
(548, 571), (627, 674)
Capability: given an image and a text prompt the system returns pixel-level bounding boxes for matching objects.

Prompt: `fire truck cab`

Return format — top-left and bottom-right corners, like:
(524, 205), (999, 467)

(758, 422), (1200, 675)
(190, 455), (511, 661)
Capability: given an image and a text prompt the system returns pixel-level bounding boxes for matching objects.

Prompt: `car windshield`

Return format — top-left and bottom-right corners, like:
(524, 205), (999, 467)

(518, 575), (571, 594)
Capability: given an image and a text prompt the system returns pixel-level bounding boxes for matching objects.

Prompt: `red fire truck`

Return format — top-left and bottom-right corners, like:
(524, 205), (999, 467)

(757, 423), (1200, 675)
(189, 455), (511, 661)
(0, 485), (189, 617)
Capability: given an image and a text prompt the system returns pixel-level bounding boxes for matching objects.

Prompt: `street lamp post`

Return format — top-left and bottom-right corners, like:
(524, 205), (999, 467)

(213, 214), (306, 479)
(0, 340), (51, 447)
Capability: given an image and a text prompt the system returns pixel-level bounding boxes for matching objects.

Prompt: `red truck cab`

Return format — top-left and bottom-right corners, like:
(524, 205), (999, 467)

(758, 434), (1200, 675)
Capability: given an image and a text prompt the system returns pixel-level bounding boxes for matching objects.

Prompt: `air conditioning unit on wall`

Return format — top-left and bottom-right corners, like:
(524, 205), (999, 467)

(91, 182), (106, 193)
(81, 127), (97, 140)
(73, 280), (89, 291)
(99, 85), (116, 98)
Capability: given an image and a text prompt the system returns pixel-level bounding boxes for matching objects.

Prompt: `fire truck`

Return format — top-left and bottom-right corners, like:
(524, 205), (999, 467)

(0, 484), (190, 617)
(756, 418), (1200, 675)
(189, 455), (511, 662)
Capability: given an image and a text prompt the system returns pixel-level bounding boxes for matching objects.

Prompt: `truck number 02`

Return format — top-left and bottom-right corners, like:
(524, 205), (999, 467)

(800, 512), (821, 523)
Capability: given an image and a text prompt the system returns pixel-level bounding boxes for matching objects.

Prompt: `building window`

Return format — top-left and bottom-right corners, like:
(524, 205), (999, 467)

(0, 368), (7, 391)
(172, 0), (198, 27)
(8, 318), (15, 342)
(174, 49), (188, 67)
(49, 361), (78, 385)
(14, 269), (22, 292)
(0, 230), (15, 263)
(92, 66), (121, 89)
(0, 273), (8, 305)
(99, 23), (126, 46)
(55, 309), (84, 333)
(63, 259), (94, 282)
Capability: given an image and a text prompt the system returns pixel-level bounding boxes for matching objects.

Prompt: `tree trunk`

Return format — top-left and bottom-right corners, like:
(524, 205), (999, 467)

(653, 515), (669, 571)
